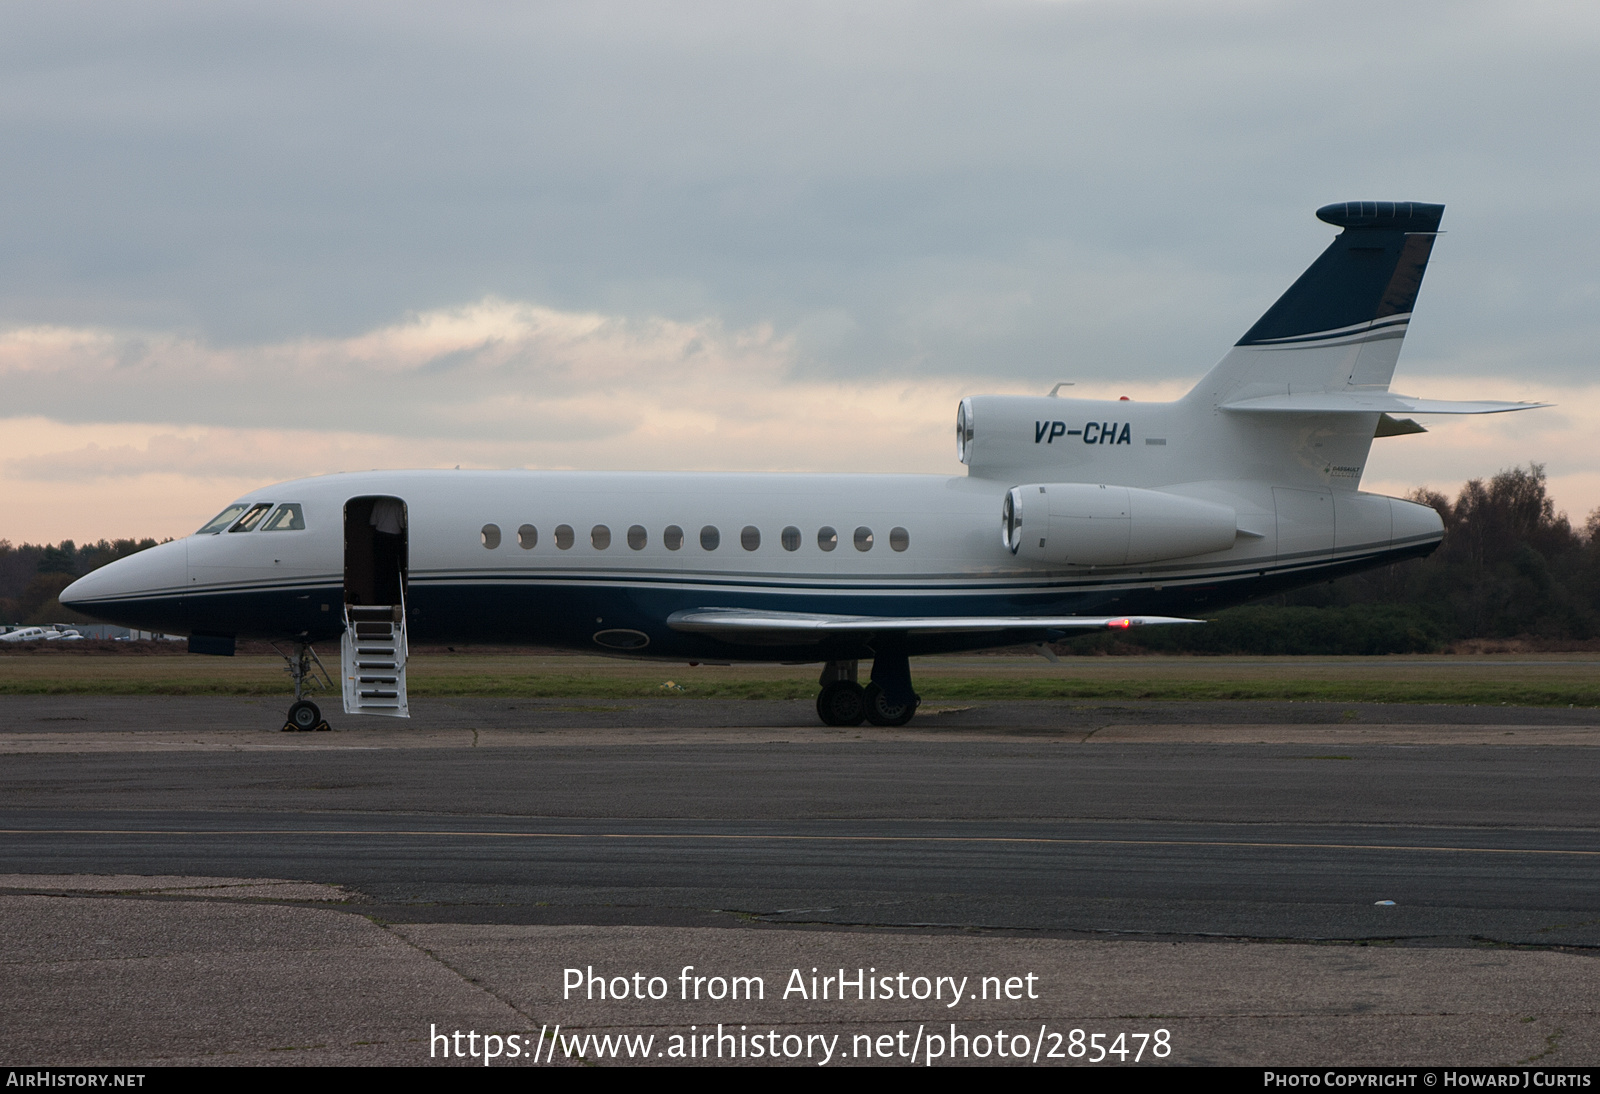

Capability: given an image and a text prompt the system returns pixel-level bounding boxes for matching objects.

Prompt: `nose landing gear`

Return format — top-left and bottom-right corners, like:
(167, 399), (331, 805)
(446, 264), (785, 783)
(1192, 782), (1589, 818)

(286, 699), (325, 732)
(275, 640), (333, 732)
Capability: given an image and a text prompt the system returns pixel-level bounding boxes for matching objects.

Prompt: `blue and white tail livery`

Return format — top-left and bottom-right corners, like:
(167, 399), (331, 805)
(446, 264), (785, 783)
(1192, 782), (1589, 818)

(63, 202), (1543, 729)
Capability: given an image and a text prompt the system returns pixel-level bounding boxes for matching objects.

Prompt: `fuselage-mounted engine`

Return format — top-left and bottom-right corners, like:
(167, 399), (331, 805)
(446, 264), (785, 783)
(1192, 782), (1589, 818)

(1002, 483), (1238, 567)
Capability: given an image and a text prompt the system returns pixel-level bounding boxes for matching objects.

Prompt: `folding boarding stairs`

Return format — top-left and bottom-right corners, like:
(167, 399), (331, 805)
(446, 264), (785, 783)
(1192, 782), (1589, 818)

(341, 601), (410, 717)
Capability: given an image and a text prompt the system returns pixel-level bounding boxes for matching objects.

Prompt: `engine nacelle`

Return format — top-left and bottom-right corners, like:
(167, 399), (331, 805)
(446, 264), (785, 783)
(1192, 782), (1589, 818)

(1002, 483), (1238, 566)
(958, 394), (1161, 476)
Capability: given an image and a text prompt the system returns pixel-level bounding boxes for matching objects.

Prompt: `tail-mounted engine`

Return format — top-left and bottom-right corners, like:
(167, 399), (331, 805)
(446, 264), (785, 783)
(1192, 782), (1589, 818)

(1002, 483), (1237, 567)
(957, 394), (1162, 478)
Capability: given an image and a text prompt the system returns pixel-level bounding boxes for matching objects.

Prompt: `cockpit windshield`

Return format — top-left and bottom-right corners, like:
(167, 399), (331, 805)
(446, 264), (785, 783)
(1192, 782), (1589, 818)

(229, 503), (273, 532)
(197, 504), (249, 534)
(261, 503), (305, 531)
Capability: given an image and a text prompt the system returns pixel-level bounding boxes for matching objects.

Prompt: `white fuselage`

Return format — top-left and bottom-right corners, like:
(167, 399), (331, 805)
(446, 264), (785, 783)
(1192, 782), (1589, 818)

(59, 424), (1443, 660)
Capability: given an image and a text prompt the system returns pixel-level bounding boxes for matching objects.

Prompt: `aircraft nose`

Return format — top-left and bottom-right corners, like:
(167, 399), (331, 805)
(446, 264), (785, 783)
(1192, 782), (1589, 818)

(60, 539), (188, 622)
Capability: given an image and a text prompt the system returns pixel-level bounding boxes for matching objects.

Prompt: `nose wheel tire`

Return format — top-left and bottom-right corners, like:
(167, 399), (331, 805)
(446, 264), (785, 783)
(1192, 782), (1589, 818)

(863, 682), (919, 727)
(816, 681), (867, 726)
(284, 699), (330, 733)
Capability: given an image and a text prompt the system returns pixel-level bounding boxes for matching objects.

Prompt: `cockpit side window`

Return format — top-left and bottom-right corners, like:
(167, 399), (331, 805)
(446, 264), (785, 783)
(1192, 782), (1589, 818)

(261, 504), (306, 531)
(197, 505), (249, 534)
(229, 503), (273, 532)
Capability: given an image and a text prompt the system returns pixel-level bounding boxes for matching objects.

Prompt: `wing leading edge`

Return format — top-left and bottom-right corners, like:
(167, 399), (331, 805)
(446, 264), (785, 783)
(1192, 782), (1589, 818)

(667, 608), (1201, 644)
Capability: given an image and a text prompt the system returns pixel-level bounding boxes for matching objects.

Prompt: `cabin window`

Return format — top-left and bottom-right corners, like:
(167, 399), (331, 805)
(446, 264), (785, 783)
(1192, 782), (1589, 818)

(781, 526), (801, 551)
(228, 503), (273, 532)
(518, 524), (537, 549)
(854, 526), (874, 551)
(261, 504), (305, 532)
(481, 524), (501, 549)
(700, 525), (720, 550)
(817, 526), (838, 552)
(627, 525), (647, 550)
(591, 525), (611, 550)
(890, 526), (909, 552)
(663, 525), (684, 551)
(198, 505), (249, 534)
(741, 525), (761, 551)
(555, 524), (575, 550)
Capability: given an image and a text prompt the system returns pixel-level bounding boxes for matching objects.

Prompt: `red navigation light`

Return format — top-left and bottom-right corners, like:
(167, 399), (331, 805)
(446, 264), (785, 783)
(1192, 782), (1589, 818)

(1109, 617), (1132, 629)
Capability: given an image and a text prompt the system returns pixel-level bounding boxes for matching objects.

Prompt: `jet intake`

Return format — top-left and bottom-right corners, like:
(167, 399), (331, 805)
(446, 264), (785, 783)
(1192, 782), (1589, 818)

(957, 394), (1162, 476)
(1003, 483), (1237, 566)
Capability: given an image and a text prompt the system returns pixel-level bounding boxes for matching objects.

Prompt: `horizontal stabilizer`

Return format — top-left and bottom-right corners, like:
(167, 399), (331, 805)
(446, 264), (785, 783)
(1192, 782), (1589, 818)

(668, 608), (1200, 643)
(1220, 392), (1547, 415)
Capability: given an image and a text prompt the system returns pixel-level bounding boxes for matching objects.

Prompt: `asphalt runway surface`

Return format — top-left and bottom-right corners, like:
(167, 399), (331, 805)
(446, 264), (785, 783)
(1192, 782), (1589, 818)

(3, 695), (1598, 944)
(3, 695), (1598, 1066)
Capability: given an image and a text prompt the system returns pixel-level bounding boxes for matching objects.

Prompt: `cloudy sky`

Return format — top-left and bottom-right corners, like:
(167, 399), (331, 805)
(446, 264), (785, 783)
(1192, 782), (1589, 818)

(3, 0), (1597, 542)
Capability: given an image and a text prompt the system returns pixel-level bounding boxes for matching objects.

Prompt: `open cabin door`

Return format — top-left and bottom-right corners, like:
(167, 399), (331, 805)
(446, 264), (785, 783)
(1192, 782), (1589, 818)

(341, 496), (410, 718)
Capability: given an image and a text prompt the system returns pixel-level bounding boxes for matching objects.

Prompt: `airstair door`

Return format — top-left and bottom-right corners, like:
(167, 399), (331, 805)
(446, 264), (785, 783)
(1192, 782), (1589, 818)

(341, 496), (410, 718)
(342, 604), (409, 717)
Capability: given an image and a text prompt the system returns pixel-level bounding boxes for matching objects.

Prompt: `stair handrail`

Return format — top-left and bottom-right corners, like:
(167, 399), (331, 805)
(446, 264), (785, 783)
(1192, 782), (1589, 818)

(395, 582), (409, 673)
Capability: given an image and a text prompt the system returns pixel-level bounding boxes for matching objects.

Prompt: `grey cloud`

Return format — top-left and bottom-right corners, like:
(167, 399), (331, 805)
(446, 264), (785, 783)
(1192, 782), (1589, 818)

(0, 0), (1596, 410)
(0, 298), (782, 439)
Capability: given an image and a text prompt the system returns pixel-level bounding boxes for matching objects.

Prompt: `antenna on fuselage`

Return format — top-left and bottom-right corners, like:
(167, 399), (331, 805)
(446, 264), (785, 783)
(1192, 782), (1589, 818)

(1047, 382), (1075, 397)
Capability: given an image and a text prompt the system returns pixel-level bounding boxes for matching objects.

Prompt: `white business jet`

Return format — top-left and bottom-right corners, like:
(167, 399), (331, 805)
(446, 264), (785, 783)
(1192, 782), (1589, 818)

(61, 202), (1541, 731)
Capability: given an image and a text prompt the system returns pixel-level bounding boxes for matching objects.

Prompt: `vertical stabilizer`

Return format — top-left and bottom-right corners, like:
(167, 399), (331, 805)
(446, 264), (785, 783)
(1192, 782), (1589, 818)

(1186, 202), (1444, 409)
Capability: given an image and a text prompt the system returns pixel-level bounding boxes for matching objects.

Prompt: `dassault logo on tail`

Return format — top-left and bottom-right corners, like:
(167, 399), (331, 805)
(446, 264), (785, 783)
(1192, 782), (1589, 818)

(1034, 421), (1133, 445)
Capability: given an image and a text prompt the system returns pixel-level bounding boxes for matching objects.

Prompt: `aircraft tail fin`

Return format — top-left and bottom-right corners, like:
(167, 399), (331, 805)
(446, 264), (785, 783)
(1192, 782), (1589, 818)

(1185, 201), (1444, 408)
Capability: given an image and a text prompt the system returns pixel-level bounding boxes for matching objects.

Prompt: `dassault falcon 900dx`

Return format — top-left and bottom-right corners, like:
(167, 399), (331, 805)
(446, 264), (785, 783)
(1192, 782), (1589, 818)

(62, 202), (1543, 731)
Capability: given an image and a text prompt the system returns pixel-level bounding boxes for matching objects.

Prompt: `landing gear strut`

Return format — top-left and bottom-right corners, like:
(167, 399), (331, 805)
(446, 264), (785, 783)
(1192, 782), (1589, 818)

(815, 653), (920, 727)
(274, 640), (333, 732)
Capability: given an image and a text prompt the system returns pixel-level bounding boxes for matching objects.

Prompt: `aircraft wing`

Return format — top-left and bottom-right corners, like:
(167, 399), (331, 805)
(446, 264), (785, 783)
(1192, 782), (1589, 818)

(666, 608), (1201, 643)
(1220, 392), (1547, 415)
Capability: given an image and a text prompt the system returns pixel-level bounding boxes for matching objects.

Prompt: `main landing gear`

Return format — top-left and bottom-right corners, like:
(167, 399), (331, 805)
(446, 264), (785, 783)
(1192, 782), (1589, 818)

(815, 654), (921, 727)
(816, 661), (867, 725)
(274, 640), (334, 732)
